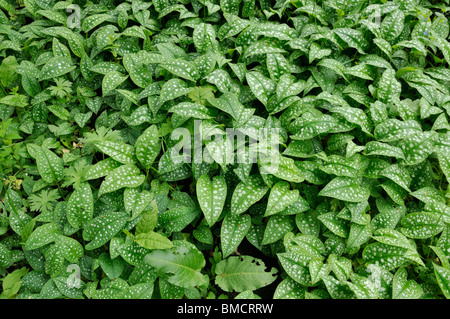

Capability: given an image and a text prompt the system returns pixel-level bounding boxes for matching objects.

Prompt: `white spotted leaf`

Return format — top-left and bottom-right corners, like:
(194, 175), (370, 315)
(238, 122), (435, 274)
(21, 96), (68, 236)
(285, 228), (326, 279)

(98, 164), (145, 197)
(95, 140), (135, 165)
(135, 125), (160, 169)
(66, 182), (93, 229)
(265, 181), (299, 217)
(39, 57), (75, 81)
(145, 242), (206, 288)
(231, 175), (269, 215)
(102, 71), (128, 95)
(215, 256), (277, 292)
(196, 174), (227, 227)
(318, 177), (370, 203)
(220, 212), (251, 258)
(83, 211), (129, 250)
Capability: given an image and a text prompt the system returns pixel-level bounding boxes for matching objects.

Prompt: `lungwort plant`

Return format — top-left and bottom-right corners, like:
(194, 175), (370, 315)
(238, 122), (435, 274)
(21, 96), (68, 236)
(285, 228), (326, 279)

(1, 0), (450, 300)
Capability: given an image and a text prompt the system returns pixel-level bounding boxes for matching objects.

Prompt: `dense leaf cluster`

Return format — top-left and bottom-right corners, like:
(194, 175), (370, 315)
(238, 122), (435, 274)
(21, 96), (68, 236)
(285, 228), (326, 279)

(0, 0), (450, 299)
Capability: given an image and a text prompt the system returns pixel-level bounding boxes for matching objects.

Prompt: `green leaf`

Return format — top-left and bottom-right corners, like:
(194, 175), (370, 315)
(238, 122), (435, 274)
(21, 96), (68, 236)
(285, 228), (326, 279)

(135, 125), (160, 169)
(244, 40), (286, 59)
(169, 102), (213, 119)
(290, 114), (337, 140)
(362, 242), (409, 271)
(262, 215), (295, 245)
(39, 57), (75, 81)
(274, 277), (307, 299)
(82, 14), (111, 33)
(66, 182), (94, 229)
(246, 71), (276, 106)
(392, 267), (423, 299)
(433, 262), (450, 298)
(231, 175), (269, 215)
(377, 68), (401, 104)
(55, 235), (84, 263)
(318, 177), (370, 203)
(26, 144), (64, 184)
(318, 212), (350, 238)
(401, 212), (444, 239)
(334, 28), (367, 53)
(135, 231), (173, 250)
(145, 242), (206, 288)
(277, 252), (312, 286)
(260, 155), (305, 183)
(0, 55), (17, 87)
(319, 155), (363, 178)
(85, 158), (122, 180)
(381, 10), (405, 41)
(98, 253), (124, 279)
(398, 132), (437, 166)
(95, 140), (135, 165)
(193, 23), (218, 53)
(215, 256), (277, 292)
(161, 59), (200, 82)
(158, 192), (199, 233)
(25, 223), (61, 251)
(329, 106), (372, 135)
(309, 42), (331, 64)
(98, 165), (145, 197)
(265, 181), (299, 217)
(220, 212), (251, 258)
(196, 174), (227, 227)
(365, 141), (405, 159)
(160, 78), (192, 104)
(135, 201), (158, 234)
(83, 211), (129, 250)
(102, 71), (128, 95)
(208, 92), (254, 126)
(374, 119), (422, 142)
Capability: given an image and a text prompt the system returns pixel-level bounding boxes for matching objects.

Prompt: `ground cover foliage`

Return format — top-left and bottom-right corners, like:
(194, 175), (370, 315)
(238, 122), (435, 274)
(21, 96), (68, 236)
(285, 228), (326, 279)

(0, 0), (450, 299)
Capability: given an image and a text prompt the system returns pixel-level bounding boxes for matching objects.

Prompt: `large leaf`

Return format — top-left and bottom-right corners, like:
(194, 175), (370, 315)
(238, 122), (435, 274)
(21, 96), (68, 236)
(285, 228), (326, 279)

(215, 256), (277, 292)
(145, 242), (206, 288)
(220, 212), (251, 258)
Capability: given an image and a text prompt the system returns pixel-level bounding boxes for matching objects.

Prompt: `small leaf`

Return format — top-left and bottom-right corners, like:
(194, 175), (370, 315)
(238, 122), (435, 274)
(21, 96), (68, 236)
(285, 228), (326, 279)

(135, 231), (173, 250)
(25, 223), (61, 251)
(161, 59), (200, 82)
(401, 212), (444, 239)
